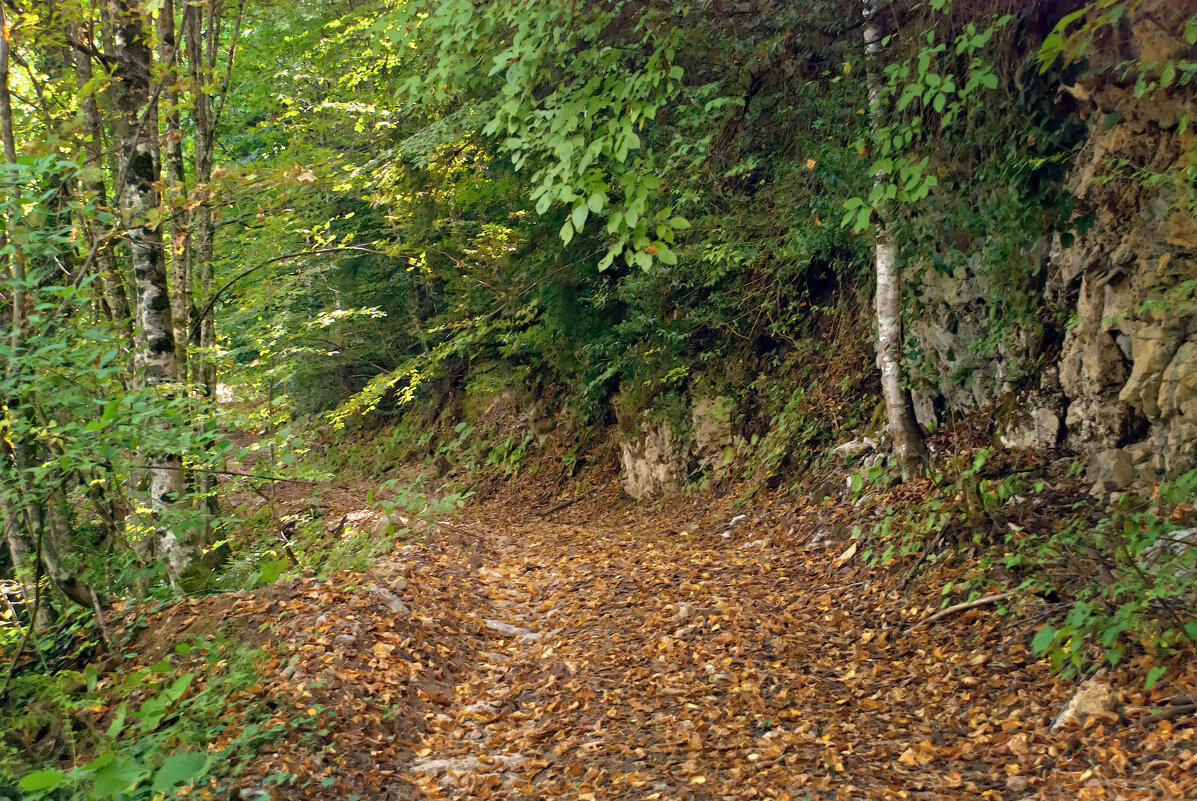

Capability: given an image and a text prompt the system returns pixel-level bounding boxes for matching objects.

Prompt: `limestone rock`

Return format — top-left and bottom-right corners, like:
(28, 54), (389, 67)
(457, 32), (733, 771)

(691, 396), (739, 477)
(831, 437), (876, 464)
(619, 423), (684, 500)
(1088, 448), (1136, 492)
(998, 405), (1061, 451)
(408, 753), (525, 786)
(1139, 526), (1197, 579)
(483, 619), (539, 640)
(371, 512), (409, 538)
(1051, 679), (1118, 732)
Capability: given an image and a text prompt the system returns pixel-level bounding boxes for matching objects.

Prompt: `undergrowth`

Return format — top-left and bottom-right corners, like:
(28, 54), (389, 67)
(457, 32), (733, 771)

(0, 637), (295, 800)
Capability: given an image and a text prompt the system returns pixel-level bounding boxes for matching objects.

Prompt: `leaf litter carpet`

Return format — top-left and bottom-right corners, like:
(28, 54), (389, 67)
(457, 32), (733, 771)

(179, 496), (1196, 800)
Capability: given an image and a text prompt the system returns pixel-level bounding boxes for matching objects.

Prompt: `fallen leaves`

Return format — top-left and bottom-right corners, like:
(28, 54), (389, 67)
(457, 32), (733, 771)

(102, 481), (1197, 800)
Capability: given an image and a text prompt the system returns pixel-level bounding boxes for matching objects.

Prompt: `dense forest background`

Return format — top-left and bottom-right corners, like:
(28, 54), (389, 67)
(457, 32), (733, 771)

(1, 0), (1196, 797)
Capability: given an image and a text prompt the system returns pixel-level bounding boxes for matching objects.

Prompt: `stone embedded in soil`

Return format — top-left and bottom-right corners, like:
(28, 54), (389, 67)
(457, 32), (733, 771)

(371, 585), (410, 615)
(483, 619), (538, 639)
(1052, 679), (1118, 732)
(407, 753), (526, 786)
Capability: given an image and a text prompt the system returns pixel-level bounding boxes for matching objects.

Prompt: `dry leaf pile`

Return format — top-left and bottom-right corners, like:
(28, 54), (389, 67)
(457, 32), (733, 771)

(111, 483), (1196, 800)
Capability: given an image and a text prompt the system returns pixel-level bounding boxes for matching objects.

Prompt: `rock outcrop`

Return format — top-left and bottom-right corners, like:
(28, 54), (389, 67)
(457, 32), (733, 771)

(911, 0), (1197, 479)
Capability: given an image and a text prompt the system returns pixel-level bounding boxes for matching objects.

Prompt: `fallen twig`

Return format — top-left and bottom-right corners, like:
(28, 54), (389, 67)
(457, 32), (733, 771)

(1136, 698), (1197, 727)
(540, 493), (588, 518)
(906, 591), (1015, 633)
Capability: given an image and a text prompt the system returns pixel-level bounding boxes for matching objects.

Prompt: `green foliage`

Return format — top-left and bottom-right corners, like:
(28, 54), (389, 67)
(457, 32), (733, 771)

(385, 0), (704, 271)
(1, 642), (286, 801)
(1026, 470), (1197, 678)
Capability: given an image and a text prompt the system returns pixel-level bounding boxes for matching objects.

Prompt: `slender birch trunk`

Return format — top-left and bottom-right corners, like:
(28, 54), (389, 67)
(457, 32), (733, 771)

(109, 0), (193, 581)
(864, 1), (926, 477)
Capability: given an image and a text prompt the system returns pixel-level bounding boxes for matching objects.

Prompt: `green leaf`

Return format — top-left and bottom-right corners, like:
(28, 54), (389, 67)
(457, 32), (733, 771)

(587, 192), (606, 213)
(669, 65), (683, 80)
(656, 246), (677, 265)
(19, 770), (66, 793)
(668, 217), (690, 230)
(560, 220), (574, 245)
(1145, 665), (1167, 691)
(151, 752), (209, 793)
(571, 204), (588, 232)
(1160, 62), (1176, 89)
(91, 758), (148, 797)
(1031, 624), (1056, 655)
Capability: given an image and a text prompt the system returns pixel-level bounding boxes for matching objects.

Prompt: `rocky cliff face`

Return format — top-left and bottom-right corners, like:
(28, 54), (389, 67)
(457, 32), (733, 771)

(912, 1), (1197, 481)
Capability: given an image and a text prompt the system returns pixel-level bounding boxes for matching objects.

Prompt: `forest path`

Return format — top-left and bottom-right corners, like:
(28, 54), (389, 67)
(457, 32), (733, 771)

(221, 492), (1191, 800)
(393, 511), (1037, 801)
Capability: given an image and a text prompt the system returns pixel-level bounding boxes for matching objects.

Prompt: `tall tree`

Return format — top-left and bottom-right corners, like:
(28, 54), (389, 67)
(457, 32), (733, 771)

(108, 0), (193, 581)
(157, 0), (192, 380)
(185, 0), (217, 399)
(864, 0), (926, 477)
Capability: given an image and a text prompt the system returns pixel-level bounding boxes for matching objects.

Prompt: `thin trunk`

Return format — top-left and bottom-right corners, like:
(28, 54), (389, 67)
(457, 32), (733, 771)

(186, 0), (216, 399)
(73, 26), (135, 353)
(864, 1), (925, 477)
(192, 0), (222, 540)
(109, 0), (192, 581)
(157, 0), (191, 381)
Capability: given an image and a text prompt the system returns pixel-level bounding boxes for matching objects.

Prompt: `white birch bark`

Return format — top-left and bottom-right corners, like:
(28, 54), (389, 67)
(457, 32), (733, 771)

(865, 1), (926, 476)
(109, 0), (193, 581)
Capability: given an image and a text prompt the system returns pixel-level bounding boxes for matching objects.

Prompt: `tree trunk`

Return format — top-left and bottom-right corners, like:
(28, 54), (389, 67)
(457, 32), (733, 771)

(864, 1), (926, 478)
(157, 0), (192, 381)
(72, 26), (135, 354)
(109, 0), (193, 581)
(186, 0), (216, 399)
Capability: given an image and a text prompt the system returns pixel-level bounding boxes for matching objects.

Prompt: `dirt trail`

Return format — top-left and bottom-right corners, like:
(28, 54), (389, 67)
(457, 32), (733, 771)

(195, 487), (1195, 800)
(382, 509), (1191, 800)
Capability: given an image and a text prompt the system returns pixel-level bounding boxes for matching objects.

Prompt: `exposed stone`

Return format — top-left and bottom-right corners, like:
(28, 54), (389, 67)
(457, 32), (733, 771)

(1139, 526), (1197, 580)
(408, 753), (526, 786)
(372, 512), (409, 538)
(619, 422), (684, 500)
(691, 396), (739, 477)
(831, 437), (876, 463)
(483, 619), (539, 641)
(998, 402), (1061, 451)
(906, 0), (1197, 479)
(1006, 775), (1030, 793)
(1051, 679), (1118, 732)
(370, 586), (410, 615)
(1087, 448), (1136, 492)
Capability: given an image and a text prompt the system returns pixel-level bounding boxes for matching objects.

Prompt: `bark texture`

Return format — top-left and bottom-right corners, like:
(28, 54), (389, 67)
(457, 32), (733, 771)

(864, 2), (926, 477)
(109, 0), (192, 580)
